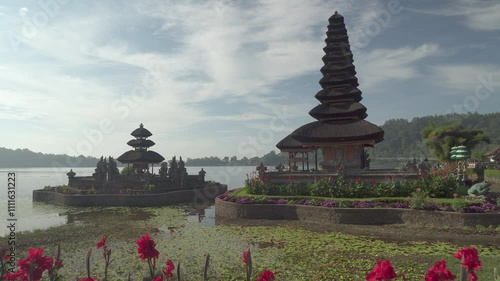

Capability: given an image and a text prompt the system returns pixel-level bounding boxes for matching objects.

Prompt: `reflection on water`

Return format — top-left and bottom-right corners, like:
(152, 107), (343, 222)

(0, 201), (216, 236)
(187, 206), (215, 226)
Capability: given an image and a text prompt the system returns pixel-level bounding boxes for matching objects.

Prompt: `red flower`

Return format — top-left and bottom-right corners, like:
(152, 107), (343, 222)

(162, 260), (175, 278)
(3, 270), (25, 281)
(15, 248), (53, 281)
(55, 259), (64, 269)
(242, 250), (248, 264)
(454, 247), (481, 271)
(366, 260), (397, 281)
(136, 234), (160, 260)
(425, 260), (456, 281)
(355, 177), (362, 183)
(256, 270), (275, 281)
(151, 276), (162, 281)
(96, 236), (106, 249)
(78, 278), (97, 281)
(454, 247), (481, 281)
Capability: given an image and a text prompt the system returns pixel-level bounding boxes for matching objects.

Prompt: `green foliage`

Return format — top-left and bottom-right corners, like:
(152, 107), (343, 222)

(120, 166), (132, 176)
(421, 122), (490, 161)
(371, 112), (500, 159)
(451, 199), (468, 212)
(409, 189), (431, 210)
(245, 172), (460, 199)
(44, 185), (69, 193)
(144, 184), (156, 191)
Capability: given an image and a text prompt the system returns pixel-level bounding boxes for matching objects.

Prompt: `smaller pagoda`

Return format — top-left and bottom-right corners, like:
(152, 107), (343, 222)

(117, 123), (165, 173)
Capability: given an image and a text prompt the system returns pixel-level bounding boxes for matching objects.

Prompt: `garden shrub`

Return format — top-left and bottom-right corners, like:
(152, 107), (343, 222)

(245, 168), (460, 200)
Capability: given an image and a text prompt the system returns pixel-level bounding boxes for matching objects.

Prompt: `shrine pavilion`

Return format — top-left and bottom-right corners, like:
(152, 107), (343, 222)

(277, 11), (384, 172)
(485, 147), (500, 162)
(117, 123), (165, 173)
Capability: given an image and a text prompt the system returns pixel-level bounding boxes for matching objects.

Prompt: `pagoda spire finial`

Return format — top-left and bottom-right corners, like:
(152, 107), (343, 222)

(140, 123), (144, 128)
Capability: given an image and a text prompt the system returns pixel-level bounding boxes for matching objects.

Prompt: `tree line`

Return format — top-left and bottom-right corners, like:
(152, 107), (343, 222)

(0, 147), (100, 168)
(370, 112), (500, 159)
(185, 150), (289, 167)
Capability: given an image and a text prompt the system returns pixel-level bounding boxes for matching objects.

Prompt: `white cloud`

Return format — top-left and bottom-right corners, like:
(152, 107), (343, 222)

(430, 64), (500, 94)
(356, 43), (441, 88)
(410, 0), (500, 31)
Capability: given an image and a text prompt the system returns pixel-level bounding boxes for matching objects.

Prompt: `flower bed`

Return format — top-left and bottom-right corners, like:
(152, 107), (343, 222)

(218, 189), (500, 214)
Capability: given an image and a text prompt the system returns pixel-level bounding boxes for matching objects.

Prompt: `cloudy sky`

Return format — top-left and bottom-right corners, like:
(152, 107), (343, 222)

(0, 0), (499, 159)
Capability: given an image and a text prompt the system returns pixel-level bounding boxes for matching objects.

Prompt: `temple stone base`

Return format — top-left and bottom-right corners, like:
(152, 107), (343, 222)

(33, 184), (227, 207)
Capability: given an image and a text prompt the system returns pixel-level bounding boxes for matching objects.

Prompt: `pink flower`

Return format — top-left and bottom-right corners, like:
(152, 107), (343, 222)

(78, 278), (97, 281)
(162, 260), (175, 279)
(96, 236), (106, 249)
(136, 234), (160, 261)
(151, 276), (162, 281)
(425, 260), (456, 281)
(15, 248), (53, 281)
(366, 260), (397, 281)
(242, 250), (248, 264)
(454, 247), (482, 281)
(256, 269), (275, 281)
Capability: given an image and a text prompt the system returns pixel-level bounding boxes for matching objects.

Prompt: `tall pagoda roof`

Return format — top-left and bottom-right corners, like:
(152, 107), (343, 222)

(286, 11), (383, 146)
(276, 134), (314, 152)
(292, 120), (384, 144)
(131, 123), (152, 138)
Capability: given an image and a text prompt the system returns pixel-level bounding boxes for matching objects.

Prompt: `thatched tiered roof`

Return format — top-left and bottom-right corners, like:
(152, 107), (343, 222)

(485, 147), (500, 161)
(117, 123), (165, 164)
(286, 11), (383, 146)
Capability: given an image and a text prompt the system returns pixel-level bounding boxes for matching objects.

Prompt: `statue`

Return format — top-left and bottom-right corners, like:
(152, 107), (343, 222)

(159, 162), (169, 177)
(275, 163), (284, 172)
(178, 156), (188, 187)
(468, 181), (491, 196)
(418, 158), (431, 177)
(198, 168), (206, 184)
(256, 162), (267, 179)
(67, 169), (76, 187)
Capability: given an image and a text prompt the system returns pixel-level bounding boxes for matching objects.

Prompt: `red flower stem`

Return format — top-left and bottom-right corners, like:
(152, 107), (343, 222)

(148, 257), (155, 279)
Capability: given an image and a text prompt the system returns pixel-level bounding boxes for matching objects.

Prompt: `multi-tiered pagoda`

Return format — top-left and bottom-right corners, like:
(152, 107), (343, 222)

(117, 123), (165, 173)
(277, 11), (384, 171)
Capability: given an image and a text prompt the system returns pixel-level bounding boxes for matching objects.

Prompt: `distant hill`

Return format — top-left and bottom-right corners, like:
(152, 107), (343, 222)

(0, 147), (100, 168)
(2, 112), (498, 168)
(370, 112), (500, 159)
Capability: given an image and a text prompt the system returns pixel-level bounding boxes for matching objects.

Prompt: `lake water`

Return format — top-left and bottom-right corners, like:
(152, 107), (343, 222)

(0, 160), (409, 236)
(0, 166), (256, 236)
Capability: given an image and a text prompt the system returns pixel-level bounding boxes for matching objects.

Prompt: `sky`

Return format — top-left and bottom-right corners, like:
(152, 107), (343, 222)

(0, 0), (499, 160)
